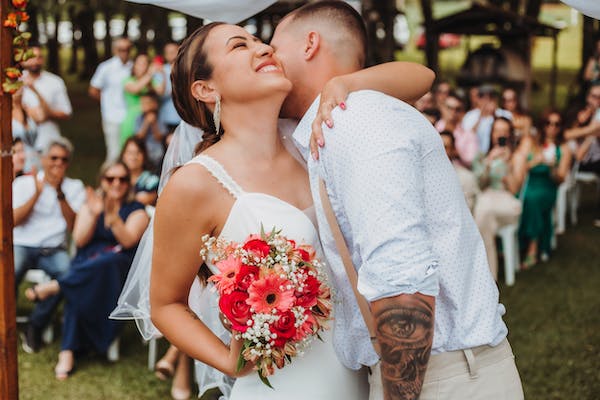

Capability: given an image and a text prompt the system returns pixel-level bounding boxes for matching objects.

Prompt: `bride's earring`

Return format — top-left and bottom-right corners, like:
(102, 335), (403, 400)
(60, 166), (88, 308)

(213, 94), (221, 135)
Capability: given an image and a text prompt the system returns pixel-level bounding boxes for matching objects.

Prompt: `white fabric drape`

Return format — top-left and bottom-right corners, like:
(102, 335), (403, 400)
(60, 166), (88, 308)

(561, 0), (600, 19)
(126, 0), (277, 23)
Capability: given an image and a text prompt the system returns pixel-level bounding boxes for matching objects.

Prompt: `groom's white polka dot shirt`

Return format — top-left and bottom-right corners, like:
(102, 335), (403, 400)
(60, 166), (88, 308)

(292, 91), (508, 370)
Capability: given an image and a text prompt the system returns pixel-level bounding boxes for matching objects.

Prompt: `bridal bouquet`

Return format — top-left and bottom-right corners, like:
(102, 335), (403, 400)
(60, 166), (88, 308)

(200, 227), (332, 387)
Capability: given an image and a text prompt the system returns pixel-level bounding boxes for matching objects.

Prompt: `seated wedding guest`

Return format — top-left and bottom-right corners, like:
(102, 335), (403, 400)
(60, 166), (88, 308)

(565, 83), (600, 227)
(12, 138), (26, 178)
(120, 137), (159, 206)
(436, 91), (478, 166)
(502, 87), (533, 144)
(440, 131), (479, 214)
(433, 79), (451, 109)
(414, 90), (435, 112)
(25, 161), (149, 379)
(519, 110), (572, 268)
(467, 85), (480, 111)
(12, 87), (39, 172)
(472, 117), (526, 280)
(14, 137), (86, 353)
(440, 131), (479, 212)
(422, 107), (440, 125)
(135, 93), (167, 171)
(463, 85), (512, 154)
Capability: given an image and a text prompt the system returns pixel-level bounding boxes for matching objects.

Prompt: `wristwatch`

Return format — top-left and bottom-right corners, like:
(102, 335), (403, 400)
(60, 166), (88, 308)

(56, 189), (66, 201)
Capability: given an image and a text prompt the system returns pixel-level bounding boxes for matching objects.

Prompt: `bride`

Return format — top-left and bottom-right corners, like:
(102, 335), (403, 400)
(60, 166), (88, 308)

(137, 22), (433, 399)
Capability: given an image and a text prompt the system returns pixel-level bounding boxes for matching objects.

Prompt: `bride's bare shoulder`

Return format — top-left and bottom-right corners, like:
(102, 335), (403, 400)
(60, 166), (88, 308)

(159, 162), (221, 206)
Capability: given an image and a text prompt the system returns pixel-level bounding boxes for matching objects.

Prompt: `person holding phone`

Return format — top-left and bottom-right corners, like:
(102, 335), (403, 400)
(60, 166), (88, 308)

(472, 117), (527, 280)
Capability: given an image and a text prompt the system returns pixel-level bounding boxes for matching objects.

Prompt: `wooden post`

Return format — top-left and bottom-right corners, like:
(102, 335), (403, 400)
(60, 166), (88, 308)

(0, 0), (18, 398)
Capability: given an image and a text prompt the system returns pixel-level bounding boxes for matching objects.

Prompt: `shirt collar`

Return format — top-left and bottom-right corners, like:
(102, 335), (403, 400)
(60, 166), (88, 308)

(292, 95), (321, 162)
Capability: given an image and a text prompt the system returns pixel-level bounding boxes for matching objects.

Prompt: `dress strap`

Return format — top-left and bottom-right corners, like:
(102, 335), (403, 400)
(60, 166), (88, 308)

(186, 155), (245, 198)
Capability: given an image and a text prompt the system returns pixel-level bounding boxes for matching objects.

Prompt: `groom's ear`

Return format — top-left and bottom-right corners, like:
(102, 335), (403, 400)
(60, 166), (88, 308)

(303, 31), (321, 61)
(191, 80), (217, 105)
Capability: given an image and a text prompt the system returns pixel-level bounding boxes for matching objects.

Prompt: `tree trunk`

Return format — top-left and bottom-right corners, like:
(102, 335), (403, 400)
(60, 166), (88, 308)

(26, 1), (39, 43)
(102, 5), (113, 60)
(68, 6), (78, 75)
(46, 10), (60, 74)
(420, 0), (439, 74)
(186, 15), (203, 35)
(78, 7), (98, 80)
(153, 7), (171, 54)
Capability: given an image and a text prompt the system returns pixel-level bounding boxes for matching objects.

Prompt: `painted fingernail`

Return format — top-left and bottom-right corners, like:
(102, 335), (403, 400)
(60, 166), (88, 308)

(318, 139), (324, 147)
(340, 102), (346, 110)
(326, 120), (333, 128)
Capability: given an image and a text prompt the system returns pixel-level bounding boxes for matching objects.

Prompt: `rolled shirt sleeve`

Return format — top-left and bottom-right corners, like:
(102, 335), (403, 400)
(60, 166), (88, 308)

(319, 91), (439, 302)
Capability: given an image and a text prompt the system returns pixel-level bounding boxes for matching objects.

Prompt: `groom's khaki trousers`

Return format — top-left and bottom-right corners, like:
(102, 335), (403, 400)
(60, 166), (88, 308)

(367, 339), (523, 400)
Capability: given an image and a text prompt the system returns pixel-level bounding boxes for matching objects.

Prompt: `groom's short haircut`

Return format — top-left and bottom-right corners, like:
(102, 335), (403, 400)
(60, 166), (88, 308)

(286, 0), (367, 68)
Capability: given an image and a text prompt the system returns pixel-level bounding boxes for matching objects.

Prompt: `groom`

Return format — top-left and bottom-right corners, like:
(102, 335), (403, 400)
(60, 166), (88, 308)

(271, 2), (523, 399)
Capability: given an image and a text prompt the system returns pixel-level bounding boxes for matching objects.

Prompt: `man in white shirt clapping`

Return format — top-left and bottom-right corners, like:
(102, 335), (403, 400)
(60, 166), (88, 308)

(14, 137), (85, 353)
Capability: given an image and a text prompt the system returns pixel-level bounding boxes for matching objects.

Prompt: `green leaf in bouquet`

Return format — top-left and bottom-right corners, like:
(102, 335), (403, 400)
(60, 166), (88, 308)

(236, 340), (251, 373)
(259, 372), (274, 389)
(260, 224), (267, 240)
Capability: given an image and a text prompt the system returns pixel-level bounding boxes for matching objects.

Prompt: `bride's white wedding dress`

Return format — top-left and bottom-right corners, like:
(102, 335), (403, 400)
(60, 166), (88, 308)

(187, 154), (368, 400)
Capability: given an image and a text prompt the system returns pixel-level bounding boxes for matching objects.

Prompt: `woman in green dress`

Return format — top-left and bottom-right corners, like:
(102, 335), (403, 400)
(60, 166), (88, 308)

(121, 53), (165, 146)
(519, 110), (572, 268)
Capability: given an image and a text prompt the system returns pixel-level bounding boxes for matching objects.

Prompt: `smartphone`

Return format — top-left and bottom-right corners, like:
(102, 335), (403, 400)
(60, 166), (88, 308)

(498, 136), (507, 147)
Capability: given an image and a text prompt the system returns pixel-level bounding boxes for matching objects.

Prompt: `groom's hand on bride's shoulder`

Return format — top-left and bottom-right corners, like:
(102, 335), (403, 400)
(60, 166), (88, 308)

(371, 293), (435, 400)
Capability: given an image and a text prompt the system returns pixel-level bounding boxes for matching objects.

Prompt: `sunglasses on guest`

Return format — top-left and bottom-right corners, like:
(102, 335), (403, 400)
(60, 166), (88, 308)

(103, 175), (129, 184)
(49, 155), (70, 163)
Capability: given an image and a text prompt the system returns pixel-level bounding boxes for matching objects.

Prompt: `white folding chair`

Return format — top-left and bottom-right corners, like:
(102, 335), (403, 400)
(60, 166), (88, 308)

(569, 161), (600, 225)
(496, 223), (520, 286)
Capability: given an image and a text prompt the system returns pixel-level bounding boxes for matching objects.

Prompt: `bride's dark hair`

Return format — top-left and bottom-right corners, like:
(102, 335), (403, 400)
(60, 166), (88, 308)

(171, 22), (225, 154)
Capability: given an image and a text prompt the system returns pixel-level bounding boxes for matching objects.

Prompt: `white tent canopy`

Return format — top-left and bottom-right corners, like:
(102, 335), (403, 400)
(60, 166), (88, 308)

(562, 0), (600, 19)
(127, 0), (277, 23)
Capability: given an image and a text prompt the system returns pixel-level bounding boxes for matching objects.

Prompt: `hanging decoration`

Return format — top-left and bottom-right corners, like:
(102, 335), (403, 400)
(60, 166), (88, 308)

(2, 0), (32, 94)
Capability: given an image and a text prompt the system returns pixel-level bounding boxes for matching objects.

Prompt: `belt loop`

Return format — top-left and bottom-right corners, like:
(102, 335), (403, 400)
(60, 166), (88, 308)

(463, 348), (479, 379)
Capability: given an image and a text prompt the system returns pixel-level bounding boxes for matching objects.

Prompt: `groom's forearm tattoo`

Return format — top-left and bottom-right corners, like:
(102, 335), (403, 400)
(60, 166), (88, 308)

(373, 295), (434, 400)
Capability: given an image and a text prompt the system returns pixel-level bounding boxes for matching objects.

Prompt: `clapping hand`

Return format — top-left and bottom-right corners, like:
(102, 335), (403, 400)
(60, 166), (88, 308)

(29, 166), (45, 194)
(85, 187), (104, 217)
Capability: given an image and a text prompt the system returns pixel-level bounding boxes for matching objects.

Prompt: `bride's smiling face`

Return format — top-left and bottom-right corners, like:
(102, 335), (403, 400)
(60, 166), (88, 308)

(201, 24), (292, 103)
